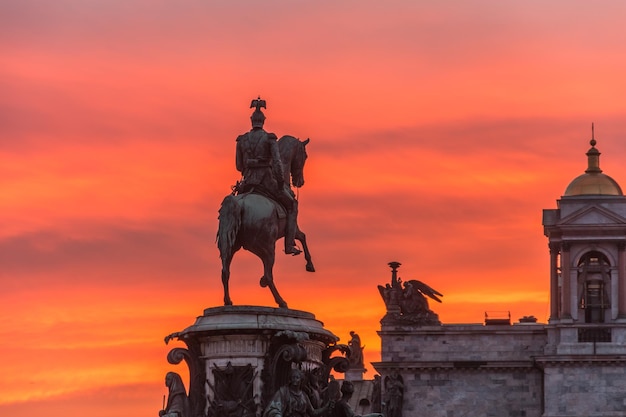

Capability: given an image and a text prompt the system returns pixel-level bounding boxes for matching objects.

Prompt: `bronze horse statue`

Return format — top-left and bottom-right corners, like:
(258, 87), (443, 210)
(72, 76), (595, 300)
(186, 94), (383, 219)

(217, 135), (314, 308)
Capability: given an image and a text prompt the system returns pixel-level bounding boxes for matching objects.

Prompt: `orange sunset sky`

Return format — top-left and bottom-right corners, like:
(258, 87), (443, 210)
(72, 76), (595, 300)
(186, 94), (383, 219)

(4, 1), (626, 416)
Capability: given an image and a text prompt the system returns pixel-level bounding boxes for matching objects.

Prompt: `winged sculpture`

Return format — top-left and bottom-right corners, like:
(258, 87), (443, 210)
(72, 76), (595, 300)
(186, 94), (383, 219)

(378, 278), (443, 316)
(400, 280), (442, 315)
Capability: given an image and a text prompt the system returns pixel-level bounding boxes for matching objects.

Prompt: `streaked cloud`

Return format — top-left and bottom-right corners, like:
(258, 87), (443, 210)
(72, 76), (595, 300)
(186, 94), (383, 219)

(3, 1), (626, 416)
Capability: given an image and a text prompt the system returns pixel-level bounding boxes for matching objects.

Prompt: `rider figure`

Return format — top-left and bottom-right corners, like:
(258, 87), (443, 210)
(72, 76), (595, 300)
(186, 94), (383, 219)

(235, 98), (302, 256)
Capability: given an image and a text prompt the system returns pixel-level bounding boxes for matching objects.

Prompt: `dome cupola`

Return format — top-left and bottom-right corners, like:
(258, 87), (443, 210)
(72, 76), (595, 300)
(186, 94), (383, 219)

(563, 125), (623, 196)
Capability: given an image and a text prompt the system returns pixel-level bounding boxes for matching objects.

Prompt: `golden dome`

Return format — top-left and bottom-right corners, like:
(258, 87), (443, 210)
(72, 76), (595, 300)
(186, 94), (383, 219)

(563, 129), (623, 196)
(564, 172), (623, 196)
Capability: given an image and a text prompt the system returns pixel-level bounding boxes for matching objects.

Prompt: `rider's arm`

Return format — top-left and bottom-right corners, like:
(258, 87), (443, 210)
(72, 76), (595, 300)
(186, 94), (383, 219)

(235, 136), (245, 173)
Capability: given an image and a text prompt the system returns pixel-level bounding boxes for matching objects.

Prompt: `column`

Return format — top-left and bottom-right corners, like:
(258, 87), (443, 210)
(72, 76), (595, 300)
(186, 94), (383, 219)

(618, 242), (626, 319)
(549, 242), (560, 322)
(561, 243), (572, 319)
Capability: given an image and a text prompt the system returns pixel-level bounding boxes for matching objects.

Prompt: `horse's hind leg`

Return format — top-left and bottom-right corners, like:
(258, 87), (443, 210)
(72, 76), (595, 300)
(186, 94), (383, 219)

(221, 252), (234, 306)
(296, 227), (315, 272)
(260, 251), (288, 308)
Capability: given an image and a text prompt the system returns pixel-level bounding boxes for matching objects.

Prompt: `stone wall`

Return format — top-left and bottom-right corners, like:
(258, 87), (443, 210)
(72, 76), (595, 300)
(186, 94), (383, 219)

(378, 323), (547, 363)
(374, 323), (547, 417)
(538, 357), (626, 417)
(374, 321), (626, 416)
(406, 368), (543, 417)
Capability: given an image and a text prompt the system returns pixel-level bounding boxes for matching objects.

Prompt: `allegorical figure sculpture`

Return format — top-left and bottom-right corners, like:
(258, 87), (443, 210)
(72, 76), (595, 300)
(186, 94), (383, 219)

(160, 372), (189, 417)
(347, 331), (364, 368)
(303, 368), (323, 409)
(331, 380), (383, 417)
(217, 98), (315, 308)
(371, 375), (382, 414)
(263, 368), (331, 417)
(235, 97), (301, 256)
(383, 373), (404, 417)
(378, 262), (443, 324)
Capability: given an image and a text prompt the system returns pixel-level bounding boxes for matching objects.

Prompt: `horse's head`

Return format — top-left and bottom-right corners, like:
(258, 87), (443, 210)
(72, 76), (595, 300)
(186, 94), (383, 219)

(279, 136), (309, 188)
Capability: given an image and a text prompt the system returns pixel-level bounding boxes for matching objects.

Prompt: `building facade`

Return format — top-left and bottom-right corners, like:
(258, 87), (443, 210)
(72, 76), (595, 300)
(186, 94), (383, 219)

(374, 132), (626, 416)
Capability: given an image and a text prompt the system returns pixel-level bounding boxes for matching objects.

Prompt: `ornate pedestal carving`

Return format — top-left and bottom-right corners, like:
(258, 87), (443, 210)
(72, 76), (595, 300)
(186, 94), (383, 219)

(163, 306), (344, 417)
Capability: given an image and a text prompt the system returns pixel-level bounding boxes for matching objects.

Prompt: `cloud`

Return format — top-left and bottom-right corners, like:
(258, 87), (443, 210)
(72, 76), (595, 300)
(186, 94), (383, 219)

(0, 224), (212, 285)
(4, 2), (626, 417)
(0, 382), (163, 417)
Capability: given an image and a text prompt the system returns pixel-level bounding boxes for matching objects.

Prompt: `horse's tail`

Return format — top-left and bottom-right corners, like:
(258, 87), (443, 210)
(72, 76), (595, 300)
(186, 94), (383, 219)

(217, 194), (241, 258)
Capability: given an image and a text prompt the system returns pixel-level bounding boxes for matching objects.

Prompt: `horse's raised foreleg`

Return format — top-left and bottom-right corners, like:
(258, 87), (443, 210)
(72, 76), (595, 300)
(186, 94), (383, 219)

(259, 250), (288, 308)
(296, 227), (315, 272)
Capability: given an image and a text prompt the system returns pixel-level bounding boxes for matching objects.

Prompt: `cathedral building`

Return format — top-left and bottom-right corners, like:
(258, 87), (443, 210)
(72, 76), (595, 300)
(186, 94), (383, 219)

(373, 130), (626, 417)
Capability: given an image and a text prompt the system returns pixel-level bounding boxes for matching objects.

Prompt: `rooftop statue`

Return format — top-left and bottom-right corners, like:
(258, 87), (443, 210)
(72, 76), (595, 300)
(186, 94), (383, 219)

(378, 262), (443, 325)
(347, 331), (364, 369)
(217, 98), (315, 308)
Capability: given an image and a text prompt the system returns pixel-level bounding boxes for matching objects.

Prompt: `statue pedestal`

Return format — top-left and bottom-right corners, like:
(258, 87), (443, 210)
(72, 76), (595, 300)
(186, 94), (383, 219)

(166, 306), (339, 417)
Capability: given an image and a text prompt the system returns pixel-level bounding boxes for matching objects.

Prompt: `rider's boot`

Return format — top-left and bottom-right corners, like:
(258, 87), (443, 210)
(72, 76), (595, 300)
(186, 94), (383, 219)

(284, 209), (302, 256)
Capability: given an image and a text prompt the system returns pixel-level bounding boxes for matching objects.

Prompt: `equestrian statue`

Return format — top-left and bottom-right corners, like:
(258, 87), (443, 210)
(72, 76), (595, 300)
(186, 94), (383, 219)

(217, 97), (315, 308)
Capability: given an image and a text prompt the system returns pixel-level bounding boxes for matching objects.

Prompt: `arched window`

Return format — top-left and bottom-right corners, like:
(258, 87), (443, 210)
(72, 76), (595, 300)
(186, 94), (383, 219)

(578, 251), (610, 323)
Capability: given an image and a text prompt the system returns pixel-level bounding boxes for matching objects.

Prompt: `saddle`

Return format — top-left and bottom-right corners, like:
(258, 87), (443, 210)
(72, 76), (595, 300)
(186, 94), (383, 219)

(232, 183), (287, 219)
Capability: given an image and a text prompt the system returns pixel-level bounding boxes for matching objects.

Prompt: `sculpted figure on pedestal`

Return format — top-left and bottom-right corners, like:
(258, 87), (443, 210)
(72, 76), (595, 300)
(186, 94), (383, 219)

(235, 97), (301, 256)
(331, 380), (382, 417)
(399, 280), (442, 315)
(160, 372), (189, 417)
(263, 369), (331, 417)
(303, 368), (323, 409)
(383, 373), (403, 417)
(347, 331), (364, 369)
(378, 262), (443, 325)
(217, 98), (315, 308)
(371, 375), (382, 414)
